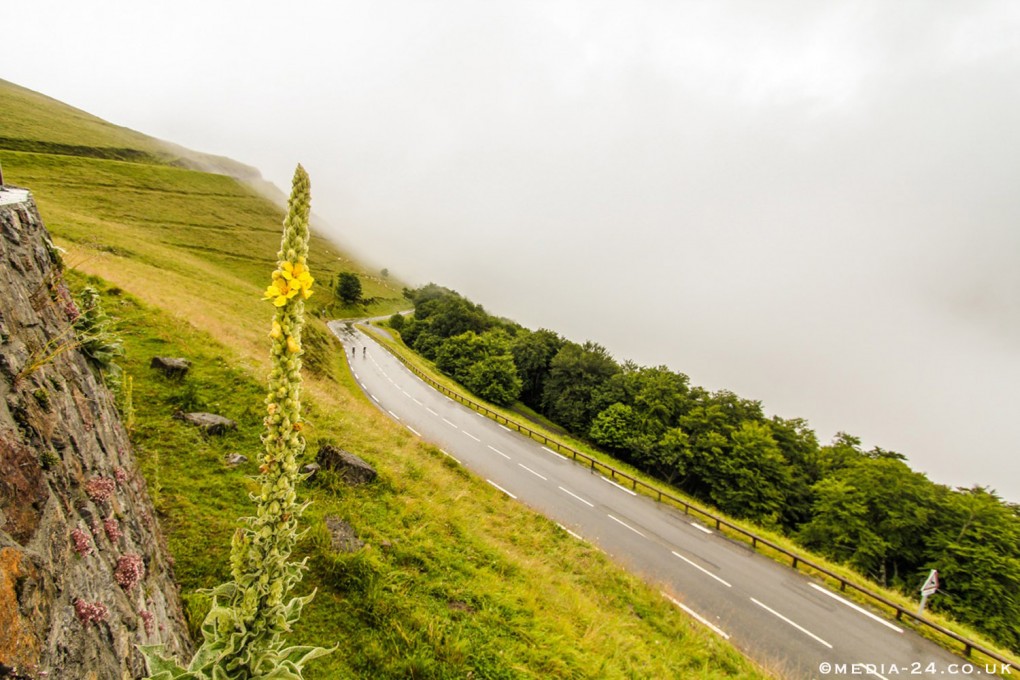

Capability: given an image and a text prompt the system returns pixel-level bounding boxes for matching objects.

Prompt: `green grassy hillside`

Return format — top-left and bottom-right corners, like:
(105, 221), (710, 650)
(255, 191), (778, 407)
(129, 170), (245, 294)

(0, 77), (258, 176)
(0, 80), (771, 678)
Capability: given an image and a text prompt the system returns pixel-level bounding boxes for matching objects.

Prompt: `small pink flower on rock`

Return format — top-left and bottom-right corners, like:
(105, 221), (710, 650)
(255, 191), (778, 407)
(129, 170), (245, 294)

(70, 528), (93, 557)
(115, 553), (145, 591)
(103, 517), (122, 542)
(139, 609), (155, 635)
(84, 476), (116, 503)
(74, 598), (109, 626)
(114, 467), (128, 485)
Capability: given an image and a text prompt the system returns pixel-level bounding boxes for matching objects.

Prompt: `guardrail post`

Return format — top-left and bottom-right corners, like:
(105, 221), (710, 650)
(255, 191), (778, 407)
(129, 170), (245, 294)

(792, 556), (799, 569)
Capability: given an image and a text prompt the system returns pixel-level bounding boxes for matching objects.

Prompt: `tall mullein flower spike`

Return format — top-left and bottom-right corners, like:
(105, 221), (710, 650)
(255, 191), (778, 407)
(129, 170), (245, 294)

(141, 165), (331, 679)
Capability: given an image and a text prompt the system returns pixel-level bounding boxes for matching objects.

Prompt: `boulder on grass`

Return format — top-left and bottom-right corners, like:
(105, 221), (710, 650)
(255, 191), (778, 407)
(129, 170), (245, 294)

(173, 411), (237, 436)
(150, 356), (191, 380)
(316, 444), (376, 485)
(324, 515), (365, 553)
(224, 453), (248, 466)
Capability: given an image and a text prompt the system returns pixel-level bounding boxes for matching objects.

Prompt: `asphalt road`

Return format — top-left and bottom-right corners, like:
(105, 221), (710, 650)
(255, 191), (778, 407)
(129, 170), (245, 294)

(329, 321), (992, 680)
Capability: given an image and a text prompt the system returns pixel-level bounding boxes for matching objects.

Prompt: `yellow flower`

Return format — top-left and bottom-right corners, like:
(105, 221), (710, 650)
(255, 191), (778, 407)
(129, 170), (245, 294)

(282, 261), (314, 299)
(263, 274), (298, 307)
(286, 336), (301, 354)
(263, 261), (313, 306)
(269, 321), (283, 339)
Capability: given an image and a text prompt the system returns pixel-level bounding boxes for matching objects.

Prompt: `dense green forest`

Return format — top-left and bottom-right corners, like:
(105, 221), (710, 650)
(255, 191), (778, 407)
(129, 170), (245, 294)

(391, 283), (1020, 654)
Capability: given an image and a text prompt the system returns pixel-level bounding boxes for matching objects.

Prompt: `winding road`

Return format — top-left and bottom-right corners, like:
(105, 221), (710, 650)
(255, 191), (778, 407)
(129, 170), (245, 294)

(329, 320), (996, 680)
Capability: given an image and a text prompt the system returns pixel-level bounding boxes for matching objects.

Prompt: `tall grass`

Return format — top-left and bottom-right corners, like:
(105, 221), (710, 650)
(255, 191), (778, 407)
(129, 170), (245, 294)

(74, 273), (769, 678)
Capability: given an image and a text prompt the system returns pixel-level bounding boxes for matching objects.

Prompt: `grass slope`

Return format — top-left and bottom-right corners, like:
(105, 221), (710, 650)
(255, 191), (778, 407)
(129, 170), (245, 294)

(1, 80), (770, 677)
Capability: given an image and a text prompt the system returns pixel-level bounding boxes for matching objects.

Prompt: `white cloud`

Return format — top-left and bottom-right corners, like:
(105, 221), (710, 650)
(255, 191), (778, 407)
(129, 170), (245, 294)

(3, 0), (1019, 499)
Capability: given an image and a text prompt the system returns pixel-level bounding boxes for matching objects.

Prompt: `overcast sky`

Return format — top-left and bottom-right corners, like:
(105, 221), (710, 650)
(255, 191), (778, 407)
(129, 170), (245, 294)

(5, 1), (1019, 501)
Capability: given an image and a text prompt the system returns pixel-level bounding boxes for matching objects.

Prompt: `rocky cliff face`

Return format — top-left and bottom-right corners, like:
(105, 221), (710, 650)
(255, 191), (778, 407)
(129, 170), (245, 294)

(0, 193), (192, 679)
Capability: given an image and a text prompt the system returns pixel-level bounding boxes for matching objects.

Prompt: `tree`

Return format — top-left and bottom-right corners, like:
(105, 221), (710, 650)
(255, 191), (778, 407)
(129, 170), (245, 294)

(798, 456), (936, 586)
(768, 417), (820, 529)
(589, 403), (639, 452)
(925, 487), (1020, 651)
(510, 329), (563, 408)
(336, 272), (362, 305)
(648, 427), (693, 485)
(705, 420), (790, 526)
(464, 354), (522, 406)
(632, 365), (691, 428)
(541, 341), (620, 433)
(435, 331), (491, 383)
(797, 477), (882, 570)
(426, 295), (489, 338)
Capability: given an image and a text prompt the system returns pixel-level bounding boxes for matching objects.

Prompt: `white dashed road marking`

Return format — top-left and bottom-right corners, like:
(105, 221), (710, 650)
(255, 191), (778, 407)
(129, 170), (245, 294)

(808, 583), (903, 633)
(607, 514), (647, 538)
(439, 448), (461, 463)
(601, 477), (638, 496)
(518, 464), (547, 481)
(750, 598), (833, 649)
(557, 523), (586, 541)
(543, 446), (567, 461)
(558, 486), (594, 507)
(671, 551), (732, 588)
(662, 593), (730, 640)
(487, 480), (517, 499)
(487, 445), (511, 460)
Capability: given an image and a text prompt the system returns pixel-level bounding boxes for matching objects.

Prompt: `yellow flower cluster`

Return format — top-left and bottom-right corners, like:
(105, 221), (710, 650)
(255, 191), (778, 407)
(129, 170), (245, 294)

(262, 261), (314, 307)
(269, 320), (303, 353)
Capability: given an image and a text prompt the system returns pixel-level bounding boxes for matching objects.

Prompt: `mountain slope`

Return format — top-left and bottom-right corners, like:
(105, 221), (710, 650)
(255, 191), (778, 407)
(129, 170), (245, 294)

(0, 81), (772, 677)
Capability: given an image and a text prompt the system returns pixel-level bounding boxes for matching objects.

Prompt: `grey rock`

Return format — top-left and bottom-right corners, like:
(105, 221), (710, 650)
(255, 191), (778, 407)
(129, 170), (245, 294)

(173, 411), (237, 435)
(0, 198), (192, 677)
(224, 453), (249, 466)
(150, 356), (191, 380)
(316, 444), (377, 485)
(324, 515), (365, 553)
(299, 462), (321, 478)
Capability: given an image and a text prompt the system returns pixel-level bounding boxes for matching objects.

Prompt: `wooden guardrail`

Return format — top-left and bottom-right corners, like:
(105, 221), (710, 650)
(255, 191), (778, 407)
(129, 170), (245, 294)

(359, 324), (1018, 671)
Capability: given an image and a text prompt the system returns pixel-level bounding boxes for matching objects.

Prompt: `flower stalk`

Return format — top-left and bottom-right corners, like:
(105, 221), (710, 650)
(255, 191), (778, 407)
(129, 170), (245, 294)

(142, 165), (330, 679)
